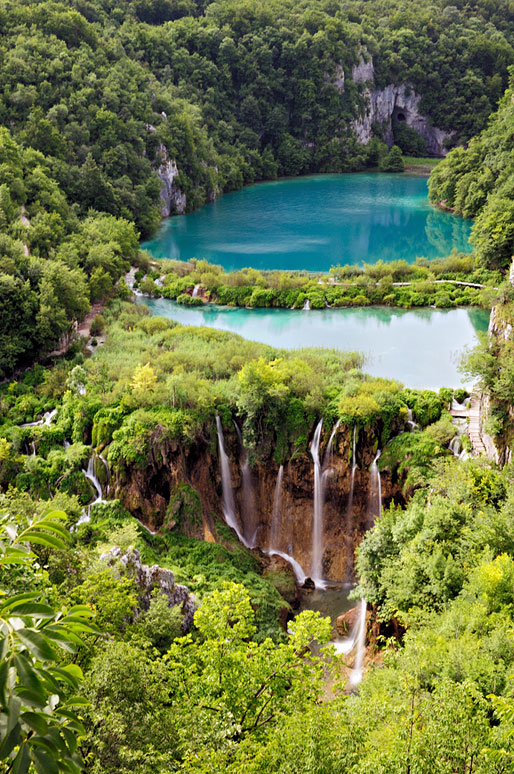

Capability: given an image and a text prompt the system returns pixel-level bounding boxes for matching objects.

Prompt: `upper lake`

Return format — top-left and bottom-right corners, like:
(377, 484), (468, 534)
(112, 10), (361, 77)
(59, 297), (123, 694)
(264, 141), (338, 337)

(142, 173), (473, 272)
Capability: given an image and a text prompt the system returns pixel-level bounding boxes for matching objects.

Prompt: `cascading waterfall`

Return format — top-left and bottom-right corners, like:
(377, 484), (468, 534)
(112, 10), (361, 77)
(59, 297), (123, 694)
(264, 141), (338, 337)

(310, 419), (325, 588)
(216, 416), (247, 546)
(367, 451), (382, 525)
(78, 455), (105, 525)
(99, 453), (110, 495)
(192, 284), (200, 297)
(323, 419), (340, 468)
(406, 408), (418, 432)
(269, 464), (284, 552)
(449, 436), (461, 456)
(268, 549), (307, 586)
(21, 408), (58, 429)
(303, 298), (311, 310)
(233, 422), (258, 548)
(345, 425), (357, 577)
(332, 598), (367, 688)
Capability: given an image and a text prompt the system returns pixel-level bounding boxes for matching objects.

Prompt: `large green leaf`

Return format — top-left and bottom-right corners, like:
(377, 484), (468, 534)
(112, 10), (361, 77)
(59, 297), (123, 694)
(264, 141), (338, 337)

(16, 629), (56, 661)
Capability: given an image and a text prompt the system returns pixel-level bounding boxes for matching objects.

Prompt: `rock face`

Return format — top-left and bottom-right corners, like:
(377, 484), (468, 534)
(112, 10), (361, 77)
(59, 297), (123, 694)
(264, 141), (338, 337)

(155, 144), (187, 217)
(111, 422), (404, 585)
(351, 52), (454, 157)
(101, 546), (197, 631)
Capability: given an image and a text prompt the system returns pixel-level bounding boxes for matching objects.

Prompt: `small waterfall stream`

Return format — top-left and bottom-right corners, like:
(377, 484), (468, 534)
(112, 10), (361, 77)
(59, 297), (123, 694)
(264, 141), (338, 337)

(345, 425), (358, 577)
(98, 453), (110, 495)
(333, 599), (367, 688)
(303, 298), (311, 310)
(310, 419), (325, 588)
(367, 451), (382, 524)
(192, 284), (200, 297)
(234, 422), (258, 548)
(77, 455), (106, 525)
(269, 464), (284, 552)
(216, 416), (247, 546)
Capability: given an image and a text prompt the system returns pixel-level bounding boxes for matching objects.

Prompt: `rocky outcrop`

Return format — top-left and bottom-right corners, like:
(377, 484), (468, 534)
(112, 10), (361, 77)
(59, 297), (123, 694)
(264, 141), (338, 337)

(351, 52), (454, 157)
(155, 144), (187, 217)
(110, 421), (404, 585)
(101, 546), (197, 631)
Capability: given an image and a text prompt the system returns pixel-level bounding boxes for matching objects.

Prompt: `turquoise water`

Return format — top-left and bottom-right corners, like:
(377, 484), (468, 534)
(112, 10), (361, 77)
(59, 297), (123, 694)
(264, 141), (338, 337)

(142, 173), (472, 272)
(139, 298), (489, 389)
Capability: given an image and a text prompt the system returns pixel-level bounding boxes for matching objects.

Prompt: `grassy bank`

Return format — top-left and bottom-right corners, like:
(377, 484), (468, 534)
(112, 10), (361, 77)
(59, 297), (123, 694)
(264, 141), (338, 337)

(135, 254), (501, 311)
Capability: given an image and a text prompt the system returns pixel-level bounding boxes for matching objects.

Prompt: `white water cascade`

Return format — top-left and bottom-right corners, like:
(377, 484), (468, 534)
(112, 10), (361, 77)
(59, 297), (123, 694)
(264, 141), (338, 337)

(310, 419), (325, 589)
(449, 436), (461, 456)
(269, 464), (284, 552)
(216, 416), (247, 546)
(303, 298), (311, 311)
(192, 284), (201, 298)
(323, 419), (340, 469)
(99, 453), (110, 495)
(78, 456), (105, 525)
(406, 408), (418, 431)
(21, 408), (58, 428)
(233, 422), (258, 548)
(268, 549), (307, 586)
(367, 451), (382, 525)
(345, 425), (358, 577)
(333, 599), (367, 688)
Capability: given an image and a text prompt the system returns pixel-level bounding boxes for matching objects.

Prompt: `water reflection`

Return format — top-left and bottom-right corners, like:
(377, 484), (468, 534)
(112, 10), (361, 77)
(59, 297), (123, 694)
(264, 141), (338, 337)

(139, 298), (489, 389)
(142, 173), (473, 272)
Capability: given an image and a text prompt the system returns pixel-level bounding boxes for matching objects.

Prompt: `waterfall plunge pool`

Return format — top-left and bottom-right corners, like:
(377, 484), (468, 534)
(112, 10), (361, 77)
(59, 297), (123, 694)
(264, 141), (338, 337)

(138, 298), (489, 390)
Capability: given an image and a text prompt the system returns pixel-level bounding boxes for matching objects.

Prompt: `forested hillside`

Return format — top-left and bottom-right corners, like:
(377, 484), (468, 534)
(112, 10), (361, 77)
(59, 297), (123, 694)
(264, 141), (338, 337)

(429, 66), (514, 272)
(2, 0), (514, 373)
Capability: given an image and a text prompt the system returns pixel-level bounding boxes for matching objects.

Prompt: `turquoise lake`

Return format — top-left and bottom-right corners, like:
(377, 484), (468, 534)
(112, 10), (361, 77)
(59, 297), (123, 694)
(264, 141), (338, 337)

(142, 173), (473, 272)
(139, 299), (489, 390)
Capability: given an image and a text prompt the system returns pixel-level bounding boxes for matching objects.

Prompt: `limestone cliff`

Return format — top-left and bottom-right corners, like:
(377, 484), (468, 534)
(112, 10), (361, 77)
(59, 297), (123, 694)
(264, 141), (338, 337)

(351, 51), (453, 157)
(110, 421), (403, 585)
(101, 546), (197, 631)
(155, 143), (187, 217)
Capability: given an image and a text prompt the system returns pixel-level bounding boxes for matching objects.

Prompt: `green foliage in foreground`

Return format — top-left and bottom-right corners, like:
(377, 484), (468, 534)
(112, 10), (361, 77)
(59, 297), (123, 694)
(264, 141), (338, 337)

(5, 456), (514, 773)
(0, 509), (95, 774)
(150, 254), (499, 312)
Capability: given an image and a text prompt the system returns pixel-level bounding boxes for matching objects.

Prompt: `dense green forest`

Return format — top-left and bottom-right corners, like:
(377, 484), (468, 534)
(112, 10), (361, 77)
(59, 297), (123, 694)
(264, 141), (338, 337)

(3, 300), (514, 772)
(429, 65), (514, 272)
(6, 0), (514, 771)
(3, 0), (514, 372)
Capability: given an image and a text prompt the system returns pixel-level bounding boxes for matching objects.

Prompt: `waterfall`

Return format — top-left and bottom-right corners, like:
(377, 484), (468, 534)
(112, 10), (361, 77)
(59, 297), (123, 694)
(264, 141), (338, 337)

(345, 425), (357, 577)
(310, 419), (325, 589)
(99, 453), (110, 495)
(21, 408), (57, 428)
(367, 451), (382, 525)
(78, 455), (105, 525)
(406, 407), (418, 431)
(192, 284), (200, 298)
(269, 464), (284, 552)
(267, 549), (307, 586)
(323, 419), (340, 468)
(216, 416), (247, 546)
(334, 599), (367, 688)
(233, 422), (258, 548)
(31, 441), (36, 456)
(303, 298), (311, 310)
(449, 436), (461, 456)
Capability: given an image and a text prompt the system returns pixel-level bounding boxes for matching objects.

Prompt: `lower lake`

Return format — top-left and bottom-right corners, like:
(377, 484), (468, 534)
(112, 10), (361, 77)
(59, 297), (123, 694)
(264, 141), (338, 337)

(141, 173), (472, 272)
(139, 298), (489, 390)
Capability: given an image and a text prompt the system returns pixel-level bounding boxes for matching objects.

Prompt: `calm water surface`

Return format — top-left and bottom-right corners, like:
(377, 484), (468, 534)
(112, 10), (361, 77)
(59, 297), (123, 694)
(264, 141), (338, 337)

(142, 173), (472, 272)
(139, 298), (489, 389)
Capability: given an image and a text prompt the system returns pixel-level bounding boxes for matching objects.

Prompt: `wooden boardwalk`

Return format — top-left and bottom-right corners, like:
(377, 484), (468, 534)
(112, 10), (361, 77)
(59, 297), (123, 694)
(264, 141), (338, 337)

(450, 393), (486, 456)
